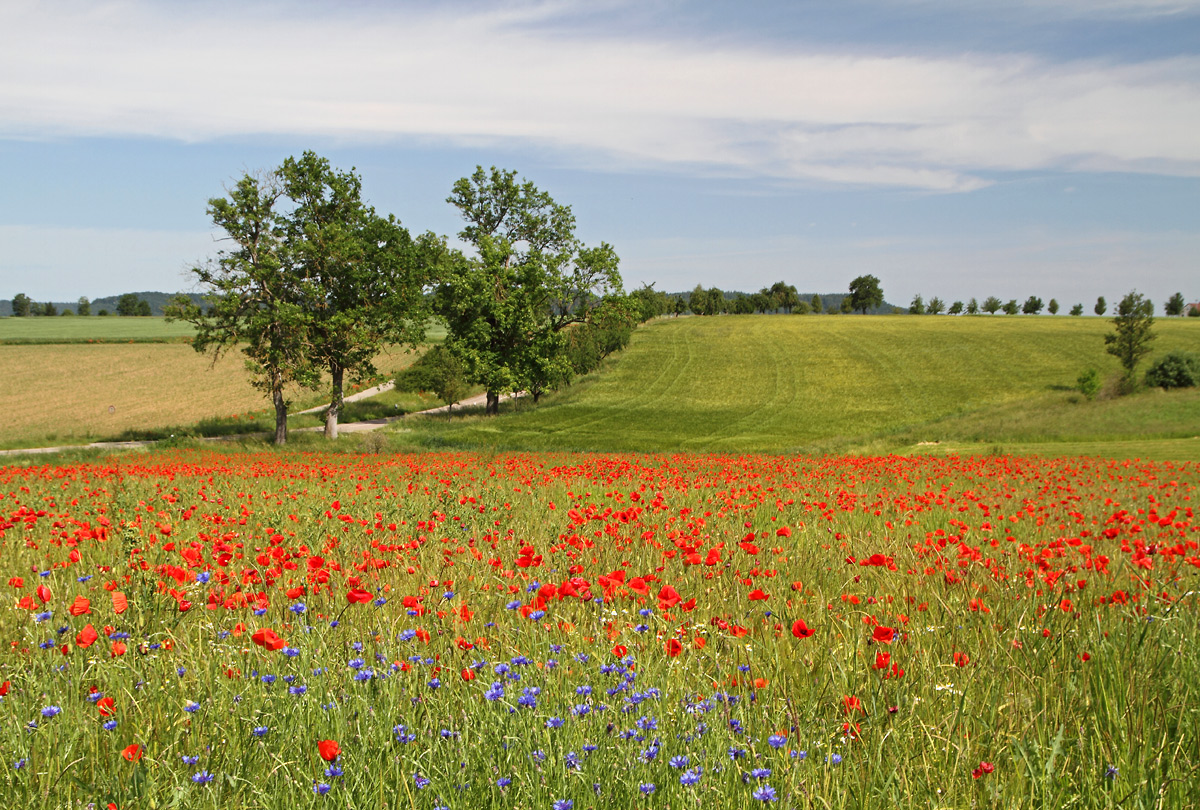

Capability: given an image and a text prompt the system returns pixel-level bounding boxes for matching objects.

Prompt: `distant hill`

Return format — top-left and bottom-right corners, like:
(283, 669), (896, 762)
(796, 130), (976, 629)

(0, 291), (208, 317)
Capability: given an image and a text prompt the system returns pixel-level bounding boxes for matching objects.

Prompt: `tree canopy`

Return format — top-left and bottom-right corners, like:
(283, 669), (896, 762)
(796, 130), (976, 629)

(847, 275), (883, 314)
(434, 166), (624, 414)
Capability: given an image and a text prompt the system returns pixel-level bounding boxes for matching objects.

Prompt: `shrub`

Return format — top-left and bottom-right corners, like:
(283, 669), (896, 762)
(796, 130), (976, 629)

(1076, 368), (1101, 400)
(1144, 351), (1200, 390)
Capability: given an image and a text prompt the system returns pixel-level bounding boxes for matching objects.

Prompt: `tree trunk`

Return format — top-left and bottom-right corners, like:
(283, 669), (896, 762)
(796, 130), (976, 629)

(272, 375), (288, 445)
(325, 362), (344, 440)
(486, 391), (499, 415)
(447, 402), (453, 421)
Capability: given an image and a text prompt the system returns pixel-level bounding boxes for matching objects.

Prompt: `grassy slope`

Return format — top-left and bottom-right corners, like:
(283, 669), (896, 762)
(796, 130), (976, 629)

(394, 315), (1200, 457)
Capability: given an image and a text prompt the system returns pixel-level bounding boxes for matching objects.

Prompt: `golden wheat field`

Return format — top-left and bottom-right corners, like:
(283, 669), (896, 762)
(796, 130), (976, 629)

(0, 344), (412, 447)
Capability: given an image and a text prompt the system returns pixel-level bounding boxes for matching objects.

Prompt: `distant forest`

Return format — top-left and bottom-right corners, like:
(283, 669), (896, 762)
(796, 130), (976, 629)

(0, 292), (208, 317)
(1, 290), (891, 317)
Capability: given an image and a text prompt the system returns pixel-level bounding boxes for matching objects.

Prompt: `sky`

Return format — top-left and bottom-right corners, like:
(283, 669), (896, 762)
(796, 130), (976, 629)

(1, 0), (1198, 309)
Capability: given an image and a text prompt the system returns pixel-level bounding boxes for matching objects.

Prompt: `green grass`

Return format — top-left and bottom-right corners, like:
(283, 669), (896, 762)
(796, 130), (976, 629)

(385, 315), (1200, 456)
(0, 316), (197, 343)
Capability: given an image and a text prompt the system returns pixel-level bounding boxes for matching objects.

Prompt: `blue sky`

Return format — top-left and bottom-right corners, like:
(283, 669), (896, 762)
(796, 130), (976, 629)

(1, 0), (1197, 309)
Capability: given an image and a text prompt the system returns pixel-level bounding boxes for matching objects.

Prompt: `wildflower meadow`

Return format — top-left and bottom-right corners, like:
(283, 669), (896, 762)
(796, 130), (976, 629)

(1, 450), (1196, 808)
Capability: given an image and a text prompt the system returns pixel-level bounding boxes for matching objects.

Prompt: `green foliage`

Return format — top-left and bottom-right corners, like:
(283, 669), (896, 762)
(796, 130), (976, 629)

(909, 293), (925, 315)
(1047, 298), (1058, 315)
(927, 296), (945, 315)
(76, 296), (90, 316)
(948, 300), (963, 315)
(1104, 290), (1155, 392)
(1095, 296), (1107, 316)
(1144, 351), (1200, 390)
(1070, 303), (1083, 316)
(435, 166), (624, 412)
(395, 344), (468, 413)
(810, 293), (822, 313)
(1164, 291), (1185, 316)
(847, 274), (883, 313)
(42, 301), (57, 317)
(982, 296), (1002, 314)
(629, 284), (670, 322)
(115, 293), (144, 317)
(1190, 304), (1200, 318)
(966, 297), (979, 315)
(10, 293), (30, 317)
(1076, 368), (1101, 400)
(1003, 299), (1019, 315)
(1022, 295), (1043, 315)
(276, 152), (434, 438)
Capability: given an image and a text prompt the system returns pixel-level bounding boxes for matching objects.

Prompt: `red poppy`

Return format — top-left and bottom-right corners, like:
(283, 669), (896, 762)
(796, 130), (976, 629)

(953, 651), (970, 667)
(791, 619), (815, 639)
(37, 584), (52, 604)
(665, 638), (683, 657)
(122, 744), (142, 762)
(871, 626), (895, 644)
(657, 585), (681, 610)
(971, 761), (995, 779)
(68, 596), (91, 616)
(460, 668), (476, 681)
(748, 589), (769, 601)
(317, 740), (340, 761)
(346, 588), (373, 604)
(612, 644), (628, 658)
(842, 695), (865, 715)
(97, 696), (115, 716)
(111, 591), (128, 615)
(76, 623), (99, 648)
(0, 681), (9, 697)
(251, 629), (286, 651)
(8, 577), (24, 588)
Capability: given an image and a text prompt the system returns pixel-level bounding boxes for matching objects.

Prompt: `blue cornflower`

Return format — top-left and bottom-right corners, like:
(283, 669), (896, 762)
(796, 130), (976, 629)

(253, 607), (267, 616)
(443, 591), (454, 600)
(289, 685), (307, 696)
(497, 777), (512, 788)
(639, 783), (656, 795)
(532, 750), (547, 763)
(517, 691), (537, 709)
(680, 768), (702, 786)
(428, 677), (441, 689)
(505, 600), (521, 610)
(253, 726), (269, 737)
(192, 771), (214, 784)
(751, 767), (772, 779)
(184, 701), (200, 713)
(729, 747), (747, 760)
(261, 674), (276, 685)
(78, 575), (93, 583)
(289, 603), (306, 615)
(41, 706), (62, 718)
(767, 734), (786, 749)
(414, 774), (431, 789)
(573, 704), (591, 717)
(752, 785), (778, 802)
(313, 782), (331, 795)
(484, 682), (504, 701)
(545, 717), (564, 729)
(828, 754), (842, 765)
(373, 597), (386, 607)
(103, 720), (118, 731)
(182, 754), (200, 765)
(14, 759), (27, 769)
(669, 755), (690, 769)
(636, 715), (657, 730)
(283, 647), (300, 657)
(1106, 765), (1119, 780)
(529, 610), (546, 621)
(576, 684), (593, 696)
(196, 572), (211, 584)
(348, 657), (365, 670)
(177, 667), (187, 677)
(35, 611), (52, 623)
(634, 624), (648, 633)
(639, 607), (652, 617)
(354, 670), (373, 683)
(39, 639), (54, 649)
(553, 800), (573, 810)
(564, 751), (581, 770)
(325, 765), (344, 778)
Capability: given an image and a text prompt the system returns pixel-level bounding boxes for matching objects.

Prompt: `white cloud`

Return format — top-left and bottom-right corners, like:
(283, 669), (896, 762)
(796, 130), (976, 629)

(0, 1), (1197, 191)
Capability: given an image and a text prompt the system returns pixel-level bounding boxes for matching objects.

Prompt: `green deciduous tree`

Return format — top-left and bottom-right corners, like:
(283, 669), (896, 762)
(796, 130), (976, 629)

(434, 166), (623, 414)
(116, 293), (142, 316)
(395, 344), (469, 417)
(1003, 299), (1019, 315)
(77, 297), (91, 316)
(1047, 298), (1059, 315)
(168, 171), (316, 445)
(966, 298), (979, 315)
(277, 152), (433, 438)
(811, 294), (822, 314)
(1070, 303), (1083, 316)
(1164, 292), (1185, 316)
(982, 296), (1002, 315)
(1094, 296), (1107, 316)
(948, 300), (964, 315)
(927, 296), (945, 315)
(1105, 291), (1155, 393)
(10, 293), (31, 317)
(1022, 296), (1043, 315)
(848, 275), (883, 314)
(909, 293), (925, 315)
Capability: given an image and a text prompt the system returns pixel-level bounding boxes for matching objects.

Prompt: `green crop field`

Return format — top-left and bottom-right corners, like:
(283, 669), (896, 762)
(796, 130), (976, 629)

(389, 315), (1200, 457)
(0, 316), (197, 343)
